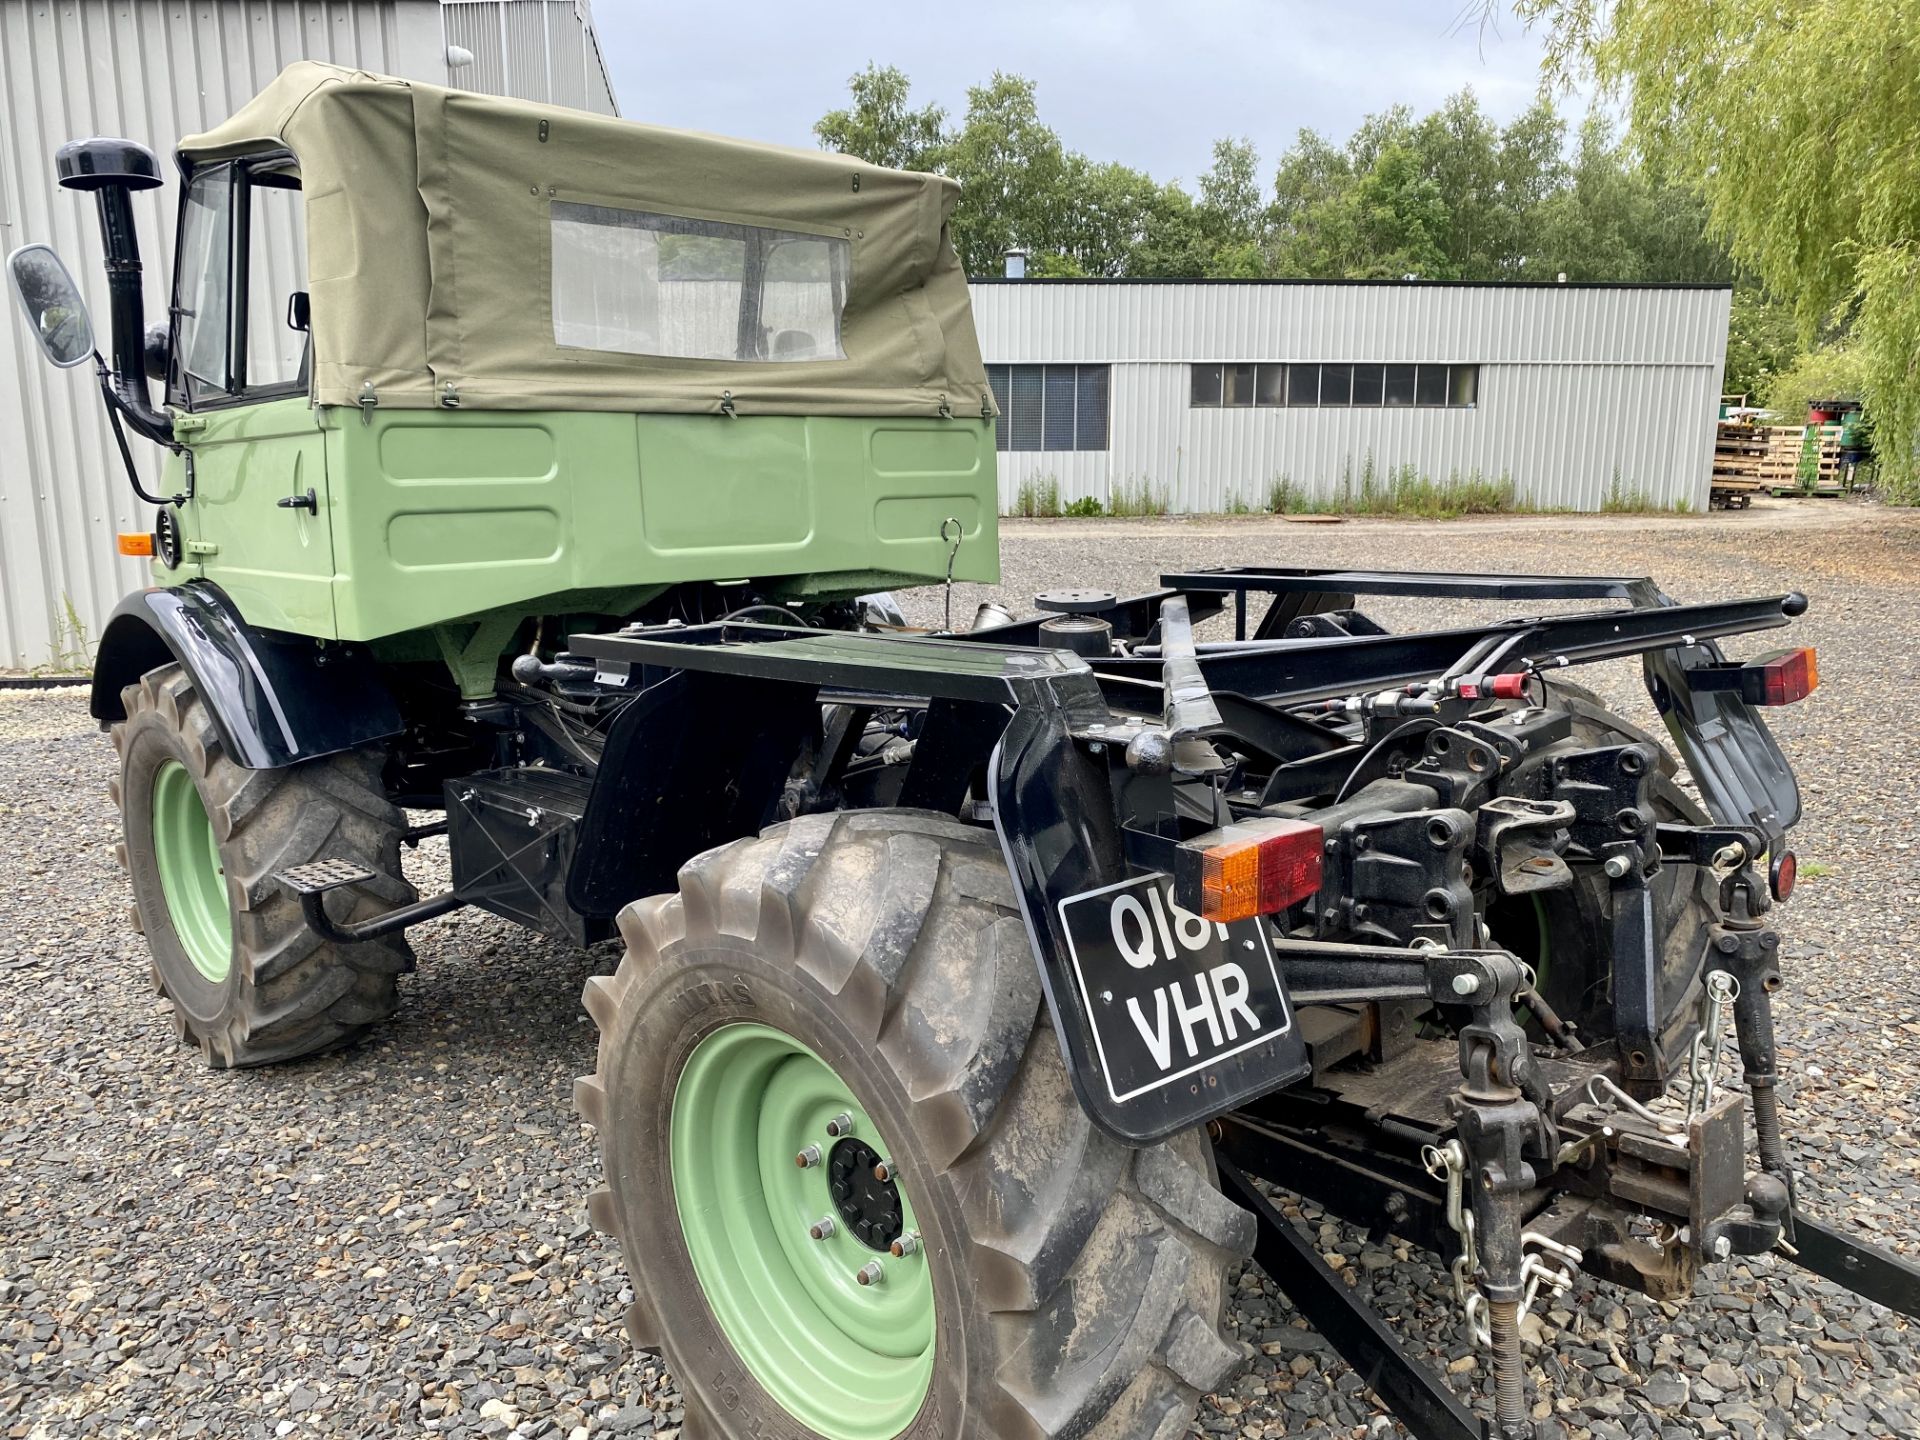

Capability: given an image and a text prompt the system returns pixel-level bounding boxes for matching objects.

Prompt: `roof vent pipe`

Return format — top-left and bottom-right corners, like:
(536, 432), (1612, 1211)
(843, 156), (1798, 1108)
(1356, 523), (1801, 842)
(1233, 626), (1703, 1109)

(1003, 249), (1028, 280)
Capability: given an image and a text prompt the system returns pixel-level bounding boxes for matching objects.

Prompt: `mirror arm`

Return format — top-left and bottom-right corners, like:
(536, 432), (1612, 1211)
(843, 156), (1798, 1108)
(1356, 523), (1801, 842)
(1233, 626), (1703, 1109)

(94, 354), (192, 507)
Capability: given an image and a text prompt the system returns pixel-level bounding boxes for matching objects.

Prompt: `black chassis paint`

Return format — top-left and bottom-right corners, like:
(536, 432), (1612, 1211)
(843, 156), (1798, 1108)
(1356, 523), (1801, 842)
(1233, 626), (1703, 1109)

(560, 571), (1807, 1146)
(90, 581), (403, 770)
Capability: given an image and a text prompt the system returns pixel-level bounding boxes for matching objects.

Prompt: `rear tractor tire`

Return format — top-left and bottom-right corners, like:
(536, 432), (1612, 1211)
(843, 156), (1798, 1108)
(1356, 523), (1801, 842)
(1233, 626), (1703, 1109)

(111, 663), (416, 1067)
(577, 809), (1255, 1440)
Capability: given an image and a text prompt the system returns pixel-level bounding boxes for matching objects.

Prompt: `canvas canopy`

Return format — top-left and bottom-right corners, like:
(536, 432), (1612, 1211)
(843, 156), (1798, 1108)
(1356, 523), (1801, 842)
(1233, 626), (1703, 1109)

(178, 63), (993, 418)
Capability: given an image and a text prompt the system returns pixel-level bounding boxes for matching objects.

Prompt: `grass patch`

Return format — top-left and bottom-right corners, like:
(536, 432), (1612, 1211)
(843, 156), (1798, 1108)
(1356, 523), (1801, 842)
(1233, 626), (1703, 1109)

(1797, 860), (1835, 879)
(1107, 475), (1170, 517)
(1601, 470), (1657, 513)
(1062, 495), (1104, 517)
(1011, 475), (1061, 518)
(1265, 455), (1520, 519)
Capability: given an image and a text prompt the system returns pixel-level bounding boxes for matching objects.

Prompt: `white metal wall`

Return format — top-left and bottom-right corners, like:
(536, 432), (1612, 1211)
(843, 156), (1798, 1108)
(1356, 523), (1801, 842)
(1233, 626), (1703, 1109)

(0, 0), (618, 669)
(970, 281), (1731, 516)
(442, 0), (617, 114)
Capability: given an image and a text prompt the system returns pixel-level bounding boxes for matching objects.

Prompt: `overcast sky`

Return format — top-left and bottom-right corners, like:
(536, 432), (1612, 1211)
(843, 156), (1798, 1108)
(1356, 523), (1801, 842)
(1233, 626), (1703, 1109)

(592, 1), (1557, 188)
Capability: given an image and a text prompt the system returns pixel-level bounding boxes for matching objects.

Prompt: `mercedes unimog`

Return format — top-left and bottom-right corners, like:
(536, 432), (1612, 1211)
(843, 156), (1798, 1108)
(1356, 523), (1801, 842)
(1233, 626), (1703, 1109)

(10, 63), (1917, 1440)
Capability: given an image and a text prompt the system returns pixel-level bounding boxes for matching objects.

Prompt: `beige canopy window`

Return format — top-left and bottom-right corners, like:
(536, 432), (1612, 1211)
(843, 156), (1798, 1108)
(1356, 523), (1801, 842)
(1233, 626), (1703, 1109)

(177, 63), (993, 419)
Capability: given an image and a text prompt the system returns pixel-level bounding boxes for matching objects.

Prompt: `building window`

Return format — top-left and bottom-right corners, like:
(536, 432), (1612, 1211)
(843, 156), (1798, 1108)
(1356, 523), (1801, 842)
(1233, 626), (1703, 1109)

(988, 363), (1111, 451)
(1190, 362), (1477, 410)
(1287, 364), (1320, 407)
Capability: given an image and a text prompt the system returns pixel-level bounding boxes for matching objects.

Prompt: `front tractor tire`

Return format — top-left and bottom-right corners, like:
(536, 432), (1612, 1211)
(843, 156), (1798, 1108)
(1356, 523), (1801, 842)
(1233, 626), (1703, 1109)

(111, 663), (416, 1066)
(577, 810), (1254, 1440)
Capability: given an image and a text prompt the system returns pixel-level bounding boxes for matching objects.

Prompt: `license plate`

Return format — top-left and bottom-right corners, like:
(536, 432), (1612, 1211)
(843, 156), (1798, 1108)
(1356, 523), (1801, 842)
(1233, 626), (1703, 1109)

(1057, 872), (1297, 1105)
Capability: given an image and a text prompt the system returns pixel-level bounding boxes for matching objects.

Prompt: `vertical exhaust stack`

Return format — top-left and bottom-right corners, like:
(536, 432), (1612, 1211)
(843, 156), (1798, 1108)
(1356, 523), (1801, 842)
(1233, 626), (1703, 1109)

(55, 137), (173, 443)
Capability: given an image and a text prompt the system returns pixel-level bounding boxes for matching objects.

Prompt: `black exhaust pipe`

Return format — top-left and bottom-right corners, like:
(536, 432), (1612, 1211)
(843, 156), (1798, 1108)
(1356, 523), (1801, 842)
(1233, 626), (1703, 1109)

(56, 138), (173, 445)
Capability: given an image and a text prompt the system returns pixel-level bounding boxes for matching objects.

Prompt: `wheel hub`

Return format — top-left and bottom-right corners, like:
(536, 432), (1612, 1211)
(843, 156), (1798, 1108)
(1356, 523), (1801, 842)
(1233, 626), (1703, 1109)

(150, 759), (231, 984)
(669, 1023), (935, 1440)
(829, 1137), (904, 1252)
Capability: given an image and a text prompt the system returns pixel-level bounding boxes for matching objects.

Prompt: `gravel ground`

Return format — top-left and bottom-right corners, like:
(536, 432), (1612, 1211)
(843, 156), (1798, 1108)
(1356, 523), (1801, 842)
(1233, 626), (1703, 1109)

(2, 499), (1916, 1440)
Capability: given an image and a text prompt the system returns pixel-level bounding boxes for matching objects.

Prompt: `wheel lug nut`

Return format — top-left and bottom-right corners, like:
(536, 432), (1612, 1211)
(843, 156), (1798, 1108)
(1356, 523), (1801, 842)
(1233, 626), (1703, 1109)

(795, 1145), (822, 1169)
(825, 1112), (855, 1138)
(808, 1216), (837, 1241)
(856, 1261), (885, 1287)
(872, 1157), (896, 1182)
(890, 1230), (921, 1258)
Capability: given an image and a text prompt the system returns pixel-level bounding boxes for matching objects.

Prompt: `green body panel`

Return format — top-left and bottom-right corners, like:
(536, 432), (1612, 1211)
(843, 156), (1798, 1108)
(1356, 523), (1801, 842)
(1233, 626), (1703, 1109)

(153, 404), (999, 653)
(168, 400), (337, 635)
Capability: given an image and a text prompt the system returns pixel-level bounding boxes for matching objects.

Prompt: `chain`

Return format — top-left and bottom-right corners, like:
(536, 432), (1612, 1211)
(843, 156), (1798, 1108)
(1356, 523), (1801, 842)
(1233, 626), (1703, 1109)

(1424, 1140), (1583, 1349)
(1423, 1140), (1488, 1346)
(1687, 969), (1740, 1122)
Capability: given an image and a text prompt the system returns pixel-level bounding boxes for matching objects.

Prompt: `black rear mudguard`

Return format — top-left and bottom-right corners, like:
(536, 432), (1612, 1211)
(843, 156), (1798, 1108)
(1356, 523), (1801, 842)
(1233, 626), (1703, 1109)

(1632, 580), (1803, 844)
(89, 582), (402, 769)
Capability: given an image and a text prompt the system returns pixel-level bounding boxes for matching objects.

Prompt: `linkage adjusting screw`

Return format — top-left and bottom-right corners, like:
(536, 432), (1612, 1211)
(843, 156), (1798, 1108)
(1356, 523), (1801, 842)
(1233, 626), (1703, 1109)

(856, 1261), (886, 1287)
(825, 1112), (855, 1138)
(890, 1230), (921, 1258)
(795, 1145), (822, 1169)
(808, 1216), (837, 1241)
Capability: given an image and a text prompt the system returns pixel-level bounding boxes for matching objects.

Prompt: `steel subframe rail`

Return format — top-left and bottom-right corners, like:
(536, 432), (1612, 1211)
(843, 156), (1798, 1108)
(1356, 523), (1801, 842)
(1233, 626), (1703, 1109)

(1215, 1155), (1491, 1440)
(1213, 1153), (1920, 1440)
(1787, 1208), (1920, 1319)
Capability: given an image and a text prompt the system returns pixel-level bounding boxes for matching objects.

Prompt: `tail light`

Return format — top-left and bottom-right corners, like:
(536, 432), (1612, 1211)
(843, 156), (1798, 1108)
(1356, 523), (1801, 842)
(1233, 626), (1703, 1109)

(1749, 648), (1818, 706)
(1174, 817), (1324, 923)
(1690, 647), (1819, 706)
(1770, 850), (1797, 902)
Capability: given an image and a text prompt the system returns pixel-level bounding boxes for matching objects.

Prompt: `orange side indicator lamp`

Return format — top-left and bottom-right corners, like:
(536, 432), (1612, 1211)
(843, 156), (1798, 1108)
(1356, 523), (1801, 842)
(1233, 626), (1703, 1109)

(116, 531), (154, 558)
(1175, 817), (1325, 924)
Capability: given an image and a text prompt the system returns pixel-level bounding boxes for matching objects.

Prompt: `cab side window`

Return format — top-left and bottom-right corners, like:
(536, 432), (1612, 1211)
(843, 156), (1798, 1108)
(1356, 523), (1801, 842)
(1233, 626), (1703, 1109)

(170, 158), (308, 408)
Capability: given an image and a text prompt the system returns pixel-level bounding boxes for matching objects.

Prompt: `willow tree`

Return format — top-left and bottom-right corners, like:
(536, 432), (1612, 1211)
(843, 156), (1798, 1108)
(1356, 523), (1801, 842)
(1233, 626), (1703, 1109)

(1505, 0), (1920, 498)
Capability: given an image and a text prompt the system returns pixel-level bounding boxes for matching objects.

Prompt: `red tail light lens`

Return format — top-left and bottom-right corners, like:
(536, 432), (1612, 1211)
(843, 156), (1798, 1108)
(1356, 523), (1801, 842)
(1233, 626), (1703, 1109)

(1771, 850), (1797, 901)
(1750, 648), (1818, 706)
(1178, 818), (1324, 923)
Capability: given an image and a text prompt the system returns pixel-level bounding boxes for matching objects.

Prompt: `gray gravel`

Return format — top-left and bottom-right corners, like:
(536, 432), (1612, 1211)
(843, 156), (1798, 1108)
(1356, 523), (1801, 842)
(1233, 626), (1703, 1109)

(3, 500), (1916, 1440)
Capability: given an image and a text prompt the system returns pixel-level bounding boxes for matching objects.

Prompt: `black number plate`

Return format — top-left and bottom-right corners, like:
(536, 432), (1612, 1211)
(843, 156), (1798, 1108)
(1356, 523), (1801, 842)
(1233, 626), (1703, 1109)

(1057, 872), (1307, 1107)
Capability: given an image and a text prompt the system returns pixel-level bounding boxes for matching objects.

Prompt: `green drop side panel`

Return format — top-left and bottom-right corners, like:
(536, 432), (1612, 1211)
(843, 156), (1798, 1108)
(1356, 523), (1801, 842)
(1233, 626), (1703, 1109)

(153, 402), (998, 642)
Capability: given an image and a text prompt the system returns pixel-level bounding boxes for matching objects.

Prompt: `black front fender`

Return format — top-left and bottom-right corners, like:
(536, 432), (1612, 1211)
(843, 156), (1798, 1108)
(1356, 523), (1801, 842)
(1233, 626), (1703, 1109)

(90, 583), (402, 769)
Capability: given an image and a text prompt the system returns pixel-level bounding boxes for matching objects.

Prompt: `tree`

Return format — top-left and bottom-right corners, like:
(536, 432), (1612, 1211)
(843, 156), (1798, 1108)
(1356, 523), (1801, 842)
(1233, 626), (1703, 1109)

(1508, 0), (1920, 499)
(937, 73), (1073, 277)
(812, 64), (946, 172)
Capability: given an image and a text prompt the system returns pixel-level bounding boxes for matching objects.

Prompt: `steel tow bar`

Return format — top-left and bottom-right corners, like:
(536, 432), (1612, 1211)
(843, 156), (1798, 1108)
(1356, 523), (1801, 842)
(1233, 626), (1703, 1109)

(1785, 1210), (1920, 1320)
(1215, 1156), (1491, 1440)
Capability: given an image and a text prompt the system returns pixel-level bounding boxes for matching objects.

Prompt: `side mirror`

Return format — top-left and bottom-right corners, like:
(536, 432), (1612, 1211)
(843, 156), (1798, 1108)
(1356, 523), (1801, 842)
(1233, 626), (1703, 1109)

(287, 290), (310, 333)
(6, 243), (95, 369)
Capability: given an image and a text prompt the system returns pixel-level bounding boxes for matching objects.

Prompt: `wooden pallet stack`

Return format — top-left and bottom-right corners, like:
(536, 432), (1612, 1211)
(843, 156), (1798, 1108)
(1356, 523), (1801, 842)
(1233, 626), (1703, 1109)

(1712, 420), (1851, 505)
(1711, 420), (1769, 508)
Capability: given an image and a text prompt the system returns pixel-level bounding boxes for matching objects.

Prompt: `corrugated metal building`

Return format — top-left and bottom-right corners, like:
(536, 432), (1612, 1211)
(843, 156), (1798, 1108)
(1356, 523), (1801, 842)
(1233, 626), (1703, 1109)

(0, 0), (616, 669)
(968, 279), (1732, 518)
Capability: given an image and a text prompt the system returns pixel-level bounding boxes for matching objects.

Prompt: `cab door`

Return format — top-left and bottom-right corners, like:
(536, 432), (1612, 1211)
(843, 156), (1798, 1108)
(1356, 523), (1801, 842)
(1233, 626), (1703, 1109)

(168, 156), (335, 638)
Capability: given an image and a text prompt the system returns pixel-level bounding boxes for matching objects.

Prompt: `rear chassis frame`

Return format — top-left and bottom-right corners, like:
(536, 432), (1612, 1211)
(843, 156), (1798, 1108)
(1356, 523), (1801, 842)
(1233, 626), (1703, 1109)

(310, 565), (1920, 1438)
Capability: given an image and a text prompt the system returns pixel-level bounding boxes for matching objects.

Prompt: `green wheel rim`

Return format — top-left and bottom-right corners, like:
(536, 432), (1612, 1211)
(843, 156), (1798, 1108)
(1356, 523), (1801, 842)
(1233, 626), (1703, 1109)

(670, 1023), (934, 1440)
(151, 759), (231, 983)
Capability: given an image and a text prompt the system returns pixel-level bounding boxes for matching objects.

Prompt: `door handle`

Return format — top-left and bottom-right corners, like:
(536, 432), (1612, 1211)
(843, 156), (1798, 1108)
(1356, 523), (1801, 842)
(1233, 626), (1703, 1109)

(276, 488), (318, 515)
